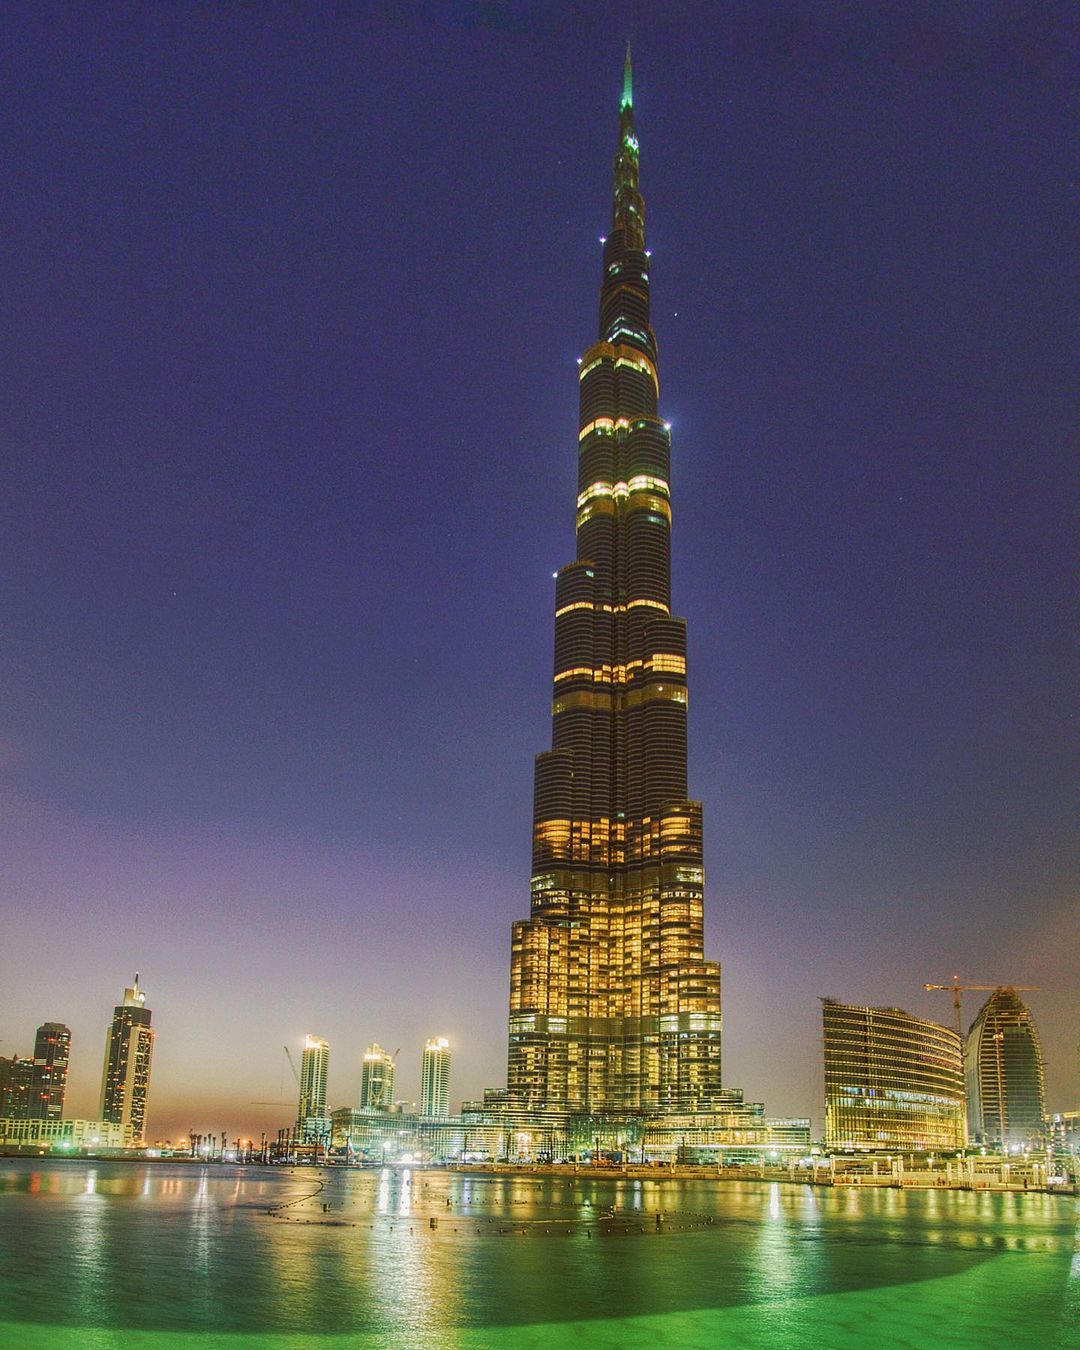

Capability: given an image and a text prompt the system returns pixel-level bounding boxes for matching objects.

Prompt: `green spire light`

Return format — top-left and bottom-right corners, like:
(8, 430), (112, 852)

(621, 41), (633, 109)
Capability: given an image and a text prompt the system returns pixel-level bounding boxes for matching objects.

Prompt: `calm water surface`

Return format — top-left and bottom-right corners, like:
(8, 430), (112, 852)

(0, 1160), (1076, 1348)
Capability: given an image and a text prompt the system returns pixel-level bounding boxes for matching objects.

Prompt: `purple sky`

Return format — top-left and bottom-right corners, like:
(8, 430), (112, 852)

(2, 3), (1076, 1140)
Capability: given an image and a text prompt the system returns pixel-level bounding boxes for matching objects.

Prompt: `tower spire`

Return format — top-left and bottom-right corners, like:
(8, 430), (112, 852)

(613, 46), (644, 250)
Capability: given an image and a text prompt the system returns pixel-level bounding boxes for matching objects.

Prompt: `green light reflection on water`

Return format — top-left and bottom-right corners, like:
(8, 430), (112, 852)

(3, 1255), (1077, 1350)
(0, 1163), (1075, 1349)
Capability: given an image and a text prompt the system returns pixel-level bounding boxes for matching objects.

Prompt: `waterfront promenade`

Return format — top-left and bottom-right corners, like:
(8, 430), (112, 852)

(454, 1157), (1077, 1195)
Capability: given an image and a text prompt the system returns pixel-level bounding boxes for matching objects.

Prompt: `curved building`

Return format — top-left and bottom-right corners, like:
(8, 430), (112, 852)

(506, 49), (723, 1117)
(823, 999), (966, 1151)
(965, 987), (1046, 1148)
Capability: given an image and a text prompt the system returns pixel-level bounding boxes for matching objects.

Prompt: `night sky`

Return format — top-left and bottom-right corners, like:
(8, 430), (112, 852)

(2, 3), (1076, 1140)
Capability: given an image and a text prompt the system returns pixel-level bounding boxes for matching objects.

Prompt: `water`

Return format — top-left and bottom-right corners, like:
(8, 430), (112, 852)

(0, 1160), (1076, 1348)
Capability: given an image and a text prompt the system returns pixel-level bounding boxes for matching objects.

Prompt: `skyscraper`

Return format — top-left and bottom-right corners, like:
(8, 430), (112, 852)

(360, 1044), (395, 1112)
(297, 1035), (330, 1141)
(420, 1037), (451, 1118)
(100, 975), (155, 1143)
(0, 1056), (34, 1119)
(965, 987), (1046, 1148)
(822, 999), (966, 1151)
(506, 49), (723, 1117)
(30, 1023), (70, 1121)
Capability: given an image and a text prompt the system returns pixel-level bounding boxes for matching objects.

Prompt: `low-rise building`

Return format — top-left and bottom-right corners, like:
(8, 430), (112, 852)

(0, 1118), (129, 1151)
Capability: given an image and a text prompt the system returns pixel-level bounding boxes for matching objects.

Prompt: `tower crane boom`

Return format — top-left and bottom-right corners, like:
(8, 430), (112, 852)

(924, 979), (1040, 1035)
(283, 1044), (301, 1087)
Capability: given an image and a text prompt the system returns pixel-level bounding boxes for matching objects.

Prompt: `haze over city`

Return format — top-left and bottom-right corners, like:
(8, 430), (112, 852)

(2, 2), (1076, 1141)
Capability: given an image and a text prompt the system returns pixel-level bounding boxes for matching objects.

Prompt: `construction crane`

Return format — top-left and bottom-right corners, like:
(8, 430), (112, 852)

(251, 1045), (304, 1108)
(283, 1044), (301, 1087)
(924, 979), (1041, 1036)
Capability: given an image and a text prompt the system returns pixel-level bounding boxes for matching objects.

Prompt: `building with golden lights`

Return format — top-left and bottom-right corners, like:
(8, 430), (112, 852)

(822, 998), (966, 1151)
(496, 52), (764, 1156)
(420, 1037), (452, 1119)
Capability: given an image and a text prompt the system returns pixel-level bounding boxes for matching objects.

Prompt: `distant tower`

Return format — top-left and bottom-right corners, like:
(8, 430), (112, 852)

(360, 1044), (395, 1112)
(297, 1035), (330, 1141)
(0, 1056), (34, 1119)
(965, 987), (1046, 1148)
(31, 1023), (71, 1120)
(420, 1037), (452, 1118)
(100, 975), (155, 1143)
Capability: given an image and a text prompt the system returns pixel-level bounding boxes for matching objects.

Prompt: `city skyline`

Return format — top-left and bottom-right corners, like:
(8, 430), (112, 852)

(2, 6), (1076, 1139)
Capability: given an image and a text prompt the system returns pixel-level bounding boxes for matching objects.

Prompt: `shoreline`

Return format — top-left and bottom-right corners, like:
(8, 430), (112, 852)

(1, 1153), (1075, 1196)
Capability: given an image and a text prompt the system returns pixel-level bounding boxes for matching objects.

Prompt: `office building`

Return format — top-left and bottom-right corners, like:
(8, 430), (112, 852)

(822, 998), (966, 1151)
(0, 1118), (128, 1152)
(100, 975), (155, 1144)
(420, 1037), (452, 1118)
(1049, 1111), (1079, 1153)
(360, 1044), (395, 1112)
(30, 1022), (71, 1121)
(965, 987), (1046, 1149)
(0, 1056), (34, 1119)
(297, 1035), (330, 1142)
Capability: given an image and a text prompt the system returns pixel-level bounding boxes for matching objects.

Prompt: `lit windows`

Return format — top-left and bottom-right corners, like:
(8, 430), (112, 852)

(649, 654), (685, 675)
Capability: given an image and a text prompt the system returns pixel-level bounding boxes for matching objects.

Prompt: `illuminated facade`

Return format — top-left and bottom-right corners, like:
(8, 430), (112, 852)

(0, 1117), (127, 1152)
(0, 1023), (71, 1121)
(0, 1056), (34, 1119)
(31, 1022), (71, 1121)
(100, 975), (155, 1144)
(420, 1037), (452, 1118)
(359, 1044), (395, 1112)
(507, 49), (724, 1120)
(965, 987), (1046, 1148)
(822, 999), (966, 1151)
(297, 1035), (330, 1141)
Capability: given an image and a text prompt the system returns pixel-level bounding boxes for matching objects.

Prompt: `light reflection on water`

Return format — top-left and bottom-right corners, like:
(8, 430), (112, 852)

(0, 1161), (1074, 1347)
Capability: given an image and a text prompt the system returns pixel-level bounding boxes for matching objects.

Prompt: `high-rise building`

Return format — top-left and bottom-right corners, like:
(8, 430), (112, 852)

(965, 987), (1046, 1149)
(0, 1056), (34, 1119)
(30, 1023), (71, 1121)
(420, 1037), (452, 1118)
(360, 1044), (395, 1112)
(822, 999), (966, 1151)
(297, 1035), (330, 1141)
(100, 975), (155, 1143)
(506, 48), (723, 1117)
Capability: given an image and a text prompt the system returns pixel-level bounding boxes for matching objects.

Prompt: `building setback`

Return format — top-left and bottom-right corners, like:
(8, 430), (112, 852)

(822, 998), (966, 1151)
(506, 48), (725, 1119)
(100, 975), (155, 1144)
(965, 987), (1046, 1149)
